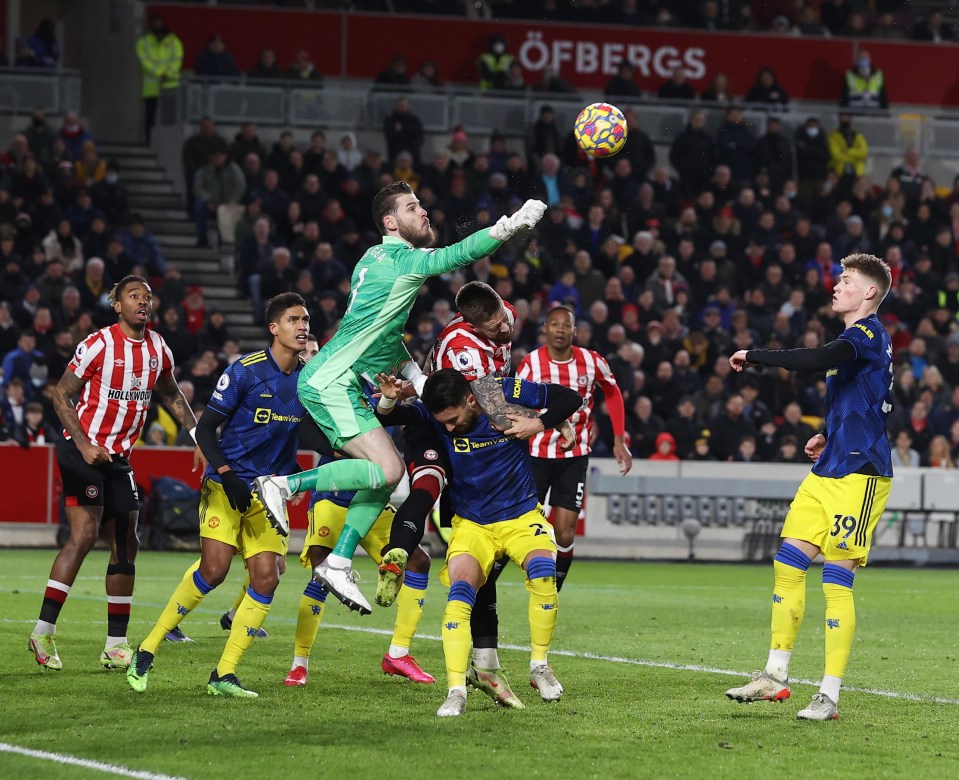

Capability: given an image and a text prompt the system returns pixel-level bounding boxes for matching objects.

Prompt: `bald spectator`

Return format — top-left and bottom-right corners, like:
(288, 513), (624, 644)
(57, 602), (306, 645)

(260, 246), (297, 307)
(75, 256), (111, 312)
(706, 393), (757, 461)
(645, 255), (688, 310)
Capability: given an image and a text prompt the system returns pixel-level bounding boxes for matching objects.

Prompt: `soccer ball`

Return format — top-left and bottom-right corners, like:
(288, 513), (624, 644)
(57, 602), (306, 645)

(572, 102), (628, 158)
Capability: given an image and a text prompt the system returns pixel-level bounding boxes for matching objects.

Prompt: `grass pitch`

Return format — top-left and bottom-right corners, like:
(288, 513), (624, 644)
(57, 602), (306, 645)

(2, 549), (958, 779)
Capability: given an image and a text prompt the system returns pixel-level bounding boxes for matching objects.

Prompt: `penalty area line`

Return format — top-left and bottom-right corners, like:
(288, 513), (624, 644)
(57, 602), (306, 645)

(0, 742), (186, 780)
(322, 622), (959, 706)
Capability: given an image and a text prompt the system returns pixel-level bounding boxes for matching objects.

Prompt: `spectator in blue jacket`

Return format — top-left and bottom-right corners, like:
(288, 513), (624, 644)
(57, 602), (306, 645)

(2, 332), (45, 398)
(119, 213), (166, 276)
(25, 19), (60, 69)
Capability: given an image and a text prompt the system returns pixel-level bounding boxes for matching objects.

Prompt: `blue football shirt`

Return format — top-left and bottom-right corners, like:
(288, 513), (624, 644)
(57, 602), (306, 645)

(204, 349), (306, 485)
(391, 377), (549, 524)
(813, 314), (893, 479)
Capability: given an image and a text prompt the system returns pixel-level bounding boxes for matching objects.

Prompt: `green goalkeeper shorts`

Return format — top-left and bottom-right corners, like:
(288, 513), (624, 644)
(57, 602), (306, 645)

(298, 369), (381, 451)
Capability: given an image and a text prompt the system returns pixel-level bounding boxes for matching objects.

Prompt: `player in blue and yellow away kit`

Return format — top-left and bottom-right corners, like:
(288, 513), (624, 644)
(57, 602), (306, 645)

(127, 293), (311, 699)
(282, 459), (436, 687)
(376, 368), (583, 717)
(725, 253), (894, 722)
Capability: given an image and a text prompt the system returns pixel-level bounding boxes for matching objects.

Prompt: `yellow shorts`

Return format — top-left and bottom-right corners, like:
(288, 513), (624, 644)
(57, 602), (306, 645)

(781, 472), (891, 565)
(441, 506), (556, 586)
(299, 499), (395, 569)
(198, 478), (287, 559)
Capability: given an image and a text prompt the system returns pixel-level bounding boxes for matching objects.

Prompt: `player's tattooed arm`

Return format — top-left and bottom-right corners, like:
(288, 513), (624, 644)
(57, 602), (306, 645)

(53, 370), (90, 445)
(53, 370), (111, 465)
(155, 372), (199, 431)
(471, 373), (540, 432)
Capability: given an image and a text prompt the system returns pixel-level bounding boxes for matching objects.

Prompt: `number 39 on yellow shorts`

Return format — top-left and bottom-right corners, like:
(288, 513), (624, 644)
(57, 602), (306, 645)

(781, 472), (891, 565)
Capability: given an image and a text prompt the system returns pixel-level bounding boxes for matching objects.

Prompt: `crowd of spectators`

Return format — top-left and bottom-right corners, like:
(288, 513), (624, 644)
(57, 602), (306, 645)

(4, 3), (959, 463)
(170, 87), (959, 468)
(0, 105), (236, 448)
(170, 2), (955, 45)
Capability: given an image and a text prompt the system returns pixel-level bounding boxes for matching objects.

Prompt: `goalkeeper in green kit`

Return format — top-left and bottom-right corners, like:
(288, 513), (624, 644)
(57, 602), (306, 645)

(255, 182), (546, 614)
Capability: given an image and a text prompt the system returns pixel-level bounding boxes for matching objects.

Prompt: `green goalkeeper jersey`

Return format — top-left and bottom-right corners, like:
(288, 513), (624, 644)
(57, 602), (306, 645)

(301, 230), (502, 393)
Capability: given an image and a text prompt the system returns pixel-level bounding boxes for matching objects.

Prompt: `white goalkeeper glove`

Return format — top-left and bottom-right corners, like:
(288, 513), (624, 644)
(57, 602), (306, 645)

(400, 361), (428, 397)
(489, 199), (547, 241)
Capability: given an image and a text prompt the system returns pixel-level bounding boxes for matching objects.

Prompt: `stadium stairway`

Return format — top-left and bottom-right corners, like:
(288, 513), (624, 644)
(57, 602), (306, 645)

(98, 142), (261, 352)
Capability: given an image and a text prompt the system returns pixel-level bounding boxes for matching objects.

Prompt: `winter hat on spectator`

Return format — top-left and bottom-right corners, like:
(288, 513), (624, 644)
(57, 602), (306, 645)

(709, 240), (727, 256)
(451, 129), (468, 144)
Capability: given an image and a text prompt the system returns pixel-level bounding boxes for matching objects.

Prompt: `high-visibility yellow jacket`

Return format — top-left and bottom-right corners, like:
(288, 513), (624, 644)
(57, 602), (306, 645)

(136, 32), (184, 98)
(477, 52), (515, 90)
(844, 69), (885, 109)
(827, 128), (869, 177)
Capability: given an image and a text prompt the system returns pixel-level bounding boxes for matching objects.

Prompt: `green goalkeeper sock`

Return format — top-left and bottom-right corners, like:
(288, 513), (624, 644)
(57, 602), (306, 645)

(330, 487), (393, 559)
(286, 460), (387, 495)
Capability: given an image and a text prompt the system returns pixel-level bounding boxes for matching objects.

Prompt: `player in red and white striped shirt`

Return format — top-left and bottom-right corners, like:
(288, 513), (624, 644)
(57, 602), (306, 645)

(29, 275), (197, 673)
(426, 300), (515, 380)
(516, 305), (632, 589)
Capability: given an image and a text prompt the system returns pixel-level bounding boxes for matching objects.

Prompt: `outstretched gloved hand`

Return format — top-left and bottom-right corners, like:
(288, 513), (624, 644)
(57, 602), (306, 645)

(489, 199), (547, 241)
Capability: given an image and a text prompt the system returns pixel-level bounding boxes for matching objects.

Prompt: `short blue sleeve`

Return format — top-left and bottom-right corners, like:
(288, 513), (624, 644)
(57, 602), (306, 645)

(500, 377), (548, 409)
(838, 320), (882, 363)
(206, 362), (247, 417)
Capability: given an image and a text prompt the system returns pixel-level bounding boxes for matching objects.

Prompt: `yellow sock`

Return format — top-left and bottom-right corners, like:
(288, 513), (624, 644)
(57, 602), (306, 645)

(140, 560), (210, 655)
(390, 573), (428, 651)
(216, 587), (271, 676)
(442, 582), (475, 689)
(770, 558), (808, 653)
(527, 576), (558, 663)
(231, 574), (250, 615)
(293, 581), (328, 659)
(823, 565), (856, 679)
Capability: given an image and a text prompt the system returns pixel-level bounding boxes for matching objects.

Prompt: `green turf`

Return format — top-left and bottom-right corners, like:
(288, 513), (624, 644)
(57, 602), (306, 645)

(2, 550), (958, 779)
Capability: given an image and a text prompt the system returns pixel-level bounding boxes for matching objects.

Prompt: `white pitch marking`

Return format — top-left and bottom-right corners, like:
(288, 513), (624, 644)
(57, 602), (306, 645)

(320, 622), (959, 706)
(0, 742), (186, 779)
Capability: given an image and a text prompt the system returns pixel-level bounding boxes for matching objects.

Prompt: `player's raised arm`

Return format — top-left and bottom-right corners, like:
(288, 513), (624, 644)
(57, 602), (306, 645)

(395, 198), (547, 278)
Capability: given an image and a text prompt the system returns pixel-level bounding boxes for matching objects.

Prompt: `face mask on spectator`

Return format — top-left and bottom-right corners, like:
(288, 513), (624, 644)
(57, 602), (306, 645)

(806, 126), (819, 138)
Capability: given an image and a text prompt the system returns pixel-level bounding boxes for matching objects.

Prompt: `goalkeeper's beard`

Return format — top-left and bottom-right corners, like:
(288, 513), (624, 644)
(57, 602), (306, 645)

(397, 220), (434, 248)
